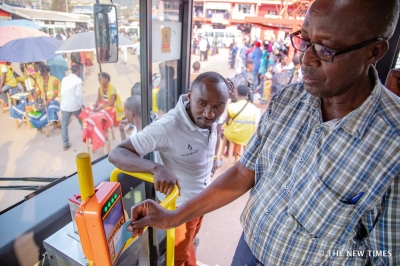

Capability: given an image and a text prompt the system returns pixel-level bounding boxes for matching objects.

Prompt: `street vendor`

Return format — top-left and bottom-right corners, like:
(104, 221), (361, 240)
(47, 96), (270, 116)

(93, 72), (124, 126)
(26, 64), (60, 129)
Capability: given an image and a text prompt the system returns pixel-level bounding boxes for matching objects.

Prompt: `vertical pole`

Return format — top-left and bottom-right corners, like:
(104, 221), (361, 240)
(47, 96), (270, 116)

(179, 0), (193, 96)
(65, 0), (68, 12)
(139, 0), (152, 129)
(139, 3), (158, 265)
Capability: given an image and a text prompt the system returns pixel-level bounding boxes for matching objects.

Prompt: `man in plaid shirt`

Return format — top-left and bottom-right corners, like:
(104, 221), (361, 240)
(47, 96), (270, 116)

(126, 0), (400, 265)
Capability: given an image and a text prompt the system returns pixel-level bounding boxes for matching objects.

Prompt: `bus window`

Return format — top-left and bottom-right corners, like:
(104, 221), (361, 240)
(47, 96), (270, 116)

(215, 32), (224, 38)
(226, 32), (235, 38)
(205, 31), (213, 37)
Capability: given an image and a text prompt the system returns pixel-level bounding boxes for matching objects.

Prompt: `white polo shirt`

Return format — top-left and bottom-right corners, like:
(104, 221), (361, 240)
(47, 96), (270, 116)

(130, 94), (217, 206)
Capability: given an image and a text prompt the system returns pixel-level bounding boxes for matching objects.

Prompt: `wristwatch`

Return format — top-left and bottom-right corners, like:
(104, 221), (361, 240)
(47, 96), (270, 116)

(213, 155), (217, 161)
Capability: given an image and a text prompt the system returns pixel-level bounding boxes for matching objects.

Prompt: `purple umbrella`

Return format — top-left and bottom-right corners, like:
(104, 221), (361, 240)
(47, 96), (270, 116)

(0, 36), (63, 63)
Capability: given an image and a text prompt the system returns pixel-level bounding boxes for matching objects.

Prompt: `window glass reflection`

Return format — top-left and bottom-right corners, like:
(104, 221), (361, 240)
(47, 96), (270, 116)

(151, 0), (182, 118)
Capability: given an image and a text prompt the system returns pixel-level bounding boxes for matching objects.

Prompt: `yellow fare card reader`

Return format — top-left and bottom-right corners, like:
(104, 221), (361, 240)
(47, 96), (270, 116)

(75, 181), (126, 266)
(74, 153), (129, 266)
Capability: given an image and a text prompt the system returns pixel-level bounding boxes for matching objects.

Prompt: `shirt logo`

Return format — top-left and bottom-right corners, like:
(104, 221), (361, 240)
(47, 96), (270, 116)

(182, 144), (198, 157)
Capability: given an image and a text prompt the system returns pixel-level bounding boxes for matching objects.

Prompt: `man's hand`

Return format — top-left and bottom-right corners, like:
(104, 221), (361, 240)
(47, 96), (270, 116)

(153, 165), (179, 196)
(93, 106), (102, 112)
(385, 68), (400, 96)
(127, 200), (176, 237)
(119, 118), (128, 132)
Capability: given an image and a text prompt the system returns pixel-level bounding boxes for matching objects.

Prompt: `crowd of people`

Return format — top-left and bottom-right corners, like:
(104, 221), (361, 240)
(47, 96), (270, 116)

(230, 37), (303, 104)
(0, 55), (126, 151)
(192, 31), (304, 107)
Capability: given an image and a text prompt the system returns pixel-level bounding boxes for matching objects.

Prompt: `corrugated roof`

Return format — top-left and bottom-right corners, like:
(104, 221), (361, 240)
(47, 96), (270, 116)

(12, 6), (92, 23)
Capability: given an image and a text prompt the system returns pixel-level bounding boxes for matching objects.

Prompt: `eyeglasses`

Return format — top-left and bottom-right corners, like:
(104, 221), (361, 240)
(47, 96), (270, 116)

(290, 30), (383, 63)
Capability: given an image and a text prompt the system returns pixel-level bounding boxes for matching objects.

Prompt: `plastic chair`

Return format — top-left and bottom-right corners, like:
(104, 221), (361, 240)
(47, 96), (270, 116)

(11, 92), (32, 129)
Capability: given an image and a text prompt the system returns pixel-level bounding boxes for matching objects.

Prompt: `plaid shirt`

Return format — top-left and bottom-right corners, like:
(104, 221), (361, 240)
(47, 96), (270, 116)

(240, 67), (400, 265)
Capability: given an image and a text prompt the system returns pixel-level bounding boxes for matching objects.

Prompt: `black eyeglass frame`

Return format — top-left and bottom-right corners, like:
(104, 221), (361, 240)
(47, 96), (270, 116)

(290, 30), (384, 63)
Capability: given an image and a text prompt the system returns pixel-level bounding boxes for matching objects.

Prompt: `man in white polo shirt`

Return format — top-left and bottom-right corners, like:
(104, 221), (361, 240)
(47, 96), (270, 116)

(60, 64), (84, 151)
(109, 72), (230, 265)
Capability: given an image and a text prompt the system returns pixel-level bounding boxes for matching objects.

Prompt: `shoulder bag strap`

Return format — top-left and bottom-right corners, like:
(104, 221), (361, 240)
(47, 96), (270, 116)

(228, 100), (249, 125)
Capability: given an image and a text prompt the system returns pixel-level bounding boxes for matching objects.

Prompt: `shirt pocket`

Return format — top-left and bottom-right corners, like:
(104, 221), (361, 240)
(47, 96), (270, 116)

(286, 175), (359, 244)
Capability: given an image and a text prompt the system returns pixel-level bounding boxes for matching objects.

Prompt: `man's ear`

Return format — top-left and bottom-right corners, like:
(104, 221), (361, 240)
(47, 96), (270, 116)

(188, 90), (191, 102)
(367, 39), (389, 64)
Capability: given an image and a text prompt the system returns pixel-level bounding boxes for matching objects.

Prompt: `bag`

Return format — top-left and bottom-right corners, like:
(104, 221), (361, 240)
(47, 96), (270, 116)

(36, 98), (45, 112)
(226, 100), (249, 126)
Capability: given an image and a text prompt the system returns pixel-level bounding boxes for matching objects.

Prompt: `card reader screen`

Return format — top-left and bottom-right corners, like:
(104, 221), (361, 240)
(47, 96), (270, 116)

(102, 199), (123, 240)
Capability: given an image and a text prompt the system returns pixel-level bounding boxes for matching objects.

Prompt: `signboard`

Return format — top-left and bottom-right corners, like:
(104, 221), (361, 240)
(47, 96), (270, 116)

(152, 21), (181, 62)
(161, 27), (171, 53)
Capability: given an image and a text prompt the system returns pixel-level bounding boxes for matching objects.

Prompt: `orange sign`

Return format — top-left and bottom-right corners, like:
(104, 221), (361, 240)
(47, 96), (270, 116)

(161, 27), (171, 53)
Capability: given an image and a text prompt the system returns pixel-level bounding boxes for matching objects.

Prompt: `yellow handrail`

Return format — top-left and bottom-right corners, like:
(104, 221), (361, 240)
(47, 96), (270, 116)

(110, 168), (178, 266)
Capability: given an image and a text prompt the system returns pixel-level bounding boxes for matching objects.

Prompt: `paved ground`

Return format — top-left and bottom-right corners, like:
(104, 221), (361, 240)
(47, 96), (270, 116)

(0, 48), (265, 265)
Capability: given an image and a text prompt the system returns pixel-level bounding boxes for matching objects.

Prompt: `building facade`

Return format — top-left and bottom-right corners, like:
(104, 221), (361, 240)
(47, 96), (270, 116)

(193, 0), (312, 41)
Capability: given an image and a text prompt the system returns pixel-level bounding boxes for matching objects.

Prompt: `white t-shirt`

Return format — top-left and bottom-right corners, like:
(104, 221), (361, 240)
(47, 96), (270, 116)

(199, 39), (208, 52)
(60, 73), (83, 112)
(130, 95), (217, 206)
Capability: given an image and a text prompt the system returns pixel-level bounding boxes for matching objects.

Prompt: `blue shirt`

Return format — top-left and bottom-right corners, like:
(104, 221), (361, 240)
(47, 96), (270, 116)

(250, 47), (262, 71)
(240, 67), (400, 265)
(231, 44), (238, 56)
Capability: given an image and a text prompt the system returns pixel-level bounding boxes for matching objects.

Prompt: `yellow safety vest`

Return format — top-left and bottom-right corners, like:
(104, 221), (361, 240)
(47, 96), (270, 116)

(99, 83), (124, 121)
(223, 100), (259, 146)
(4, 65), (18, 87)
(152, 87), (160, 113)
(36, 75), (60, 102)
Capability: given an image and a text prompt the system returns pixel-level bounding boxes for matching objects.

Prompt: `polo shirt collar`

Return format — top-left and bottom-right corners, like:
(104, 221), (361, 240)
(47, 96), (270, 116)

(299, 66), (381, 138)
(174, 94), (217, 133)
(339, 66), (382, 138)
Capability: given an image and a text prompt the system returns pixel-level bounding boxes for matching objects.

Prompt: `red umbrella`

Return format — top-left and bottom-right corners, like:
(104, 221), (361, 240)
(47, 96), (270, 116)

(0, 25), (47, 47)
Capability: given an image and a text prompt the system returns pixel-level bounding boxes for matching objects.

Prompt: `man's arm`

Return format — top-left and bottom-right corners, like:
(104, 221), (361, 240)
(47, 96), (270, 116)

(127, 161), (255, 237)
(119, 118), (128, 142)
(366, 176), (400, 265)
(93, 90), (101, 107)
(109, 138), (177, 195)
(76, 81), (84, 108)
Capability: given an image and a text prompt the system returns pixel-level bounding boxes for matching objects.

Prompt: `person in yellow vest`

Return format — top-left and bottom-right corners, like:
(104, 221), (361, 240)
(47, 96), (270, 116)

(151, 73), (161, 113)
(29, 64), (61, 127)
(0, 62), (20, 108)
(35, 65), (61, 105)
(223, 85), (259, 147)
(33, 62), (43, 81)
(10, 64), (26, 88)
(93, 72), (124, 126)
